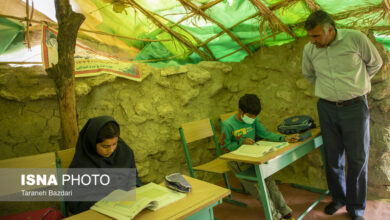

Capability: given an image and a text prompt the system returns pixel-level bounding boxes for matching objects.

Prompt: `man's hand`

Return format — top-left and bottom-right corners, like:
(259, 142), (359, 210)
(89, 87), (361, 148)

(284, 134), (300, 143)
(243, 138), (255, 145)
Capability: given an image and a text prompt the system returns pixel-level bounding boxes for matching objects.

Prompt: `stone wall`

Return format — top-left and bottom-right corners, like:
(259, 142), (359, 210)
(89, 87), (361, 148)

(367, 34), (390, 198)
(0, 36), (389, 205)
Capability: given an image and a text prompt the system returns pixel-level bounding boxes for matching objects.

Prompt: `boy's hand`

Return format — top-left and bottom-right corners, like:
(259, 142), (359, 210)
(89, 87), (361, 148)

(285, 134), (300, 143)
(243, 138), (255, 145)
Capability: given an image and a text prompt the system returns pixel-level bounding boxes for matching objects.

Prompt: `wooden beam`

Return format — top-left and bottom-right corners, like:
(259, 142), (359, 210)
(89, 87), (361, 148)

(0, 13), (170, 42)
(380, 0), (390, 25)
(331, 5), (383, 21)
(271, 0), (300, 10)
(198, 0), (299, 48)
(45, 0), (85, 150)
(169, 0), (223, 29)
(151, 12), (216, 60)
(341, 25), (390, 32)
(249, 0), (297, 39)
(126, 0), (212, 60)
(79, 28), (170, 42)
(1, 54), (199, 65)
(216, 32), (279, 61)
(178, 0), (253, 56)
(198, 12), (261, 48)
(25, 0), (31, 49)
(0, 62), (42, 64)
(200, 0), (224, 10)
(304, 0), (321, 11)
(289, 4), (387, 32)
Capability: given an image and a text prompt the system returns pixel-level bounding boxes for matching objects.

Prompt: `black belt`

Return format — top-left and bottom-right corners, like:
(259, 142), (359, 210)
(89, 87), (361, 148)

(320, 95), (365, 107)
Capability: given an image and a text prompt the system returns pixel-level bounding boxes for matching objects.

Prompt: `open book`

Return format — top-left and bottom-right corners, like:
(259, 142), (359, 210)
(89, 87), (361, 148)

(231, 140), (288, 157)
(91, 182), (186, 220)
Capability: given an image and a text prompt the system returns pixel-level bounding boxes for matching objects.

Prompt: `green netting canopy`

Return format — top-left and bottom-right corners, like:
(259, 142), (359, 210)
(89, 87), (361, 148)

(0, 17), (24, 54)
(72, 0), (390, 66)
(0, 0), (389, 66)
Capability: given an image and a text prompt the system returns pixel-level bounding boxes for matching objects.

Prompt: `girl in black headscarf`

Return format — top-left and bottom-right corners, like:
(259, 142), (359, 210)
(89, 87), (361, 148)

(67, 116), (141, 214)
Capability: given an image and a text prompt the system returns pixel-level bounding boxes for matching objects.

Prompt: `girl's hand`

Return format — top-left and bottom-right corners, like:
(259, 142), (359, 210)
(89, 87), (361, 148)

(243, 138), (255, 145)
(285, 134), (300, 143)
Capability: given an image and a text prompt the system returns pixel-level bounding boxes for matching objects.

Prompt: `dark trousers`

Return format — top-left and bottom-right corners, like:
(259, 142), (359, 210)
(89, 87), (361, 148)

(317, 97), (370, 217)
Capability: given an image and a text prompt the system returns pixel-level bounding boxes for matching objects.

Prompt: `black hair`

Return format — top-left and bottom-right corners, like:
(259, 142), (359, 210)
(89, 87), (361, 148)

(239, 94), (261, 115)
(304, 10), (335, 31)
(96, 122), (120, 144)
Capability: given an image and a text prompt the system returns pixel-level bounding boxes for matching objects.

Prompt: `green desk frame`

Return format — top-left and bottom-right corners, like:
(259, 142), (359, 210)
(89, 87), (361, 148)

(235, 135), (329, 220)
(55, 157), (67, 217)
(185, 200), (221, 220)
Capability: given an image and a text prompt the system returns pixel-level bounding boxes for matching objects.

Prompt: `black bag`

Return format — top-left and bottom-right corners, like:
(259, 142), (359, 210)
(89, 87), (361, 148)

(277, 115), (316, 134)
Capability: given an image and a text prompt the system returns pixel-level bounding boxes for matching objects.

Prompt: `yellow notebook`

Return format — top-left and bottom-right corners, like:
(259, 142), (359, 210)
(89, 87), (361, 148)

(91, 182), (186, 220)
(231, 141), (288, 157)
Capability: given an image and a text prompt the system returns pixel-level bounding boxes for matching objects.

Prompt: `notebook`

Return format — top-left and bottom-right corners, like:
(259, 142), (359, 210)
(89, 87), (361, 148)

(91, 182), (186, 220)
(231, 141), (288, 157)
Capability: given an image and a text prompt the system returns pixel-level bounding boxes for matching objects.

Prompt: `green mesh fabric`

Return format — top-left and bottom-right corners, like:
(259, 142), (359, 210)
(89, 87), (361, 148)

(1, 0), (389, 65)
(92, 0), (388, 65)
(0, 18), (24, 54)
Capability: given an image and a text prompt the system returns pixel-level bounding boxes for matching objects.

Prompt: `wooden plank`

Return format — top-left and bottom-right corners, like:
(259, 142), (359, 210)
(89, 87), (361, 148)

(194, 158), (230, 174)
(181, 118), (214, 143)
(0, 152), (57, 195)
(65, 175), (230, 220)
(220, 128), (321, 164)
(0, 152), (56, 168)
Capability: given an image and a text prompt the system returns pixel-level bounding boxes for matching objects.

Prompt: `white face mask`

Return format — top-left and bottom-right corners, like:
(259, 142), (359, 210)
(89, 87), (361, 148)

(241, 114), (255, 124)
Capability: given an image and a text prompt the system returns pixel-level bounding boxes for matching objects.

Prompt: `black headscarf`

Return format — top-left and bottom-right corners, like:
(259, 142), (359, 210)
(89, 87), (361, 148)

(67, 116), (141, 215)
(69, 115), (136, 169)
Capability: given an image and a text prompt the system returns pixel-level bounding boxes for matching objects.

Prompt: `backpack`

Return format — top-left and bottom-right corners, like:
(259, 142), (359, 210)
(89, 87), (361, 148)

(277, 115), (316, 134)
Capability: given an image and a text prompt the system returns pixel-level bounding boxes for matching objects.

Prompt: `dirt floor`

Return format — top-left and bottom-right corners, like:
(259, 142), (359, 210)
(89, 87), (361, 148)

(213, 175), (390, 220)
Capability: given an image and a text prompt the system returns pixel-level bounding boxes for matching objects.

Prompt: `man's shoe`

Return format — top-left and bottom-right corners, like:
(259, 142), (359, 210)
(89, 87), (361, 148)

(324, 202), (344, 215)
(351, 216), (364, 220)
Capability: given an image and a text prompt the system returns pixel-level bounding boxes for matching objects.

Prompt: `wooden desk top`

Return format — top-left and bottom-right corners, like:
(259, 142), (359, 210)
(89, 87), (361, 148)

(220, 128), (321, 164)
(65, 175), (230, 220)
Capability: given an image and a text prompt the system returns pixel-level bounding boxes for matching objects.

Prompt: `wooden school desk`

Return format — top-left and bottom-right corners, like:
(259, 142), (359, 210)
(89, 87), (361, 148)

(220, 128), (329, 220)
(65, 175), (230, 220)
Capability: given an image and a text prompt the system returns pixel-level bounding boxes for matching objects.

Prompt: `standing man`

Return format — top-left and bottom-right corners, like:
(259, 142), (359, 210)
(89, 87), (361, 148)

(301, 10), (382, 220)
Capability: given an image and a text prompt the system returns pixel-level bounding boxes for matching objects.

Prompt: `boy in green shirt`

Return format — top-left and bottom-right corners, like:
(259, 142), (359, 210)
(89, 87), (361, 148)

(220, 94), (299, 220)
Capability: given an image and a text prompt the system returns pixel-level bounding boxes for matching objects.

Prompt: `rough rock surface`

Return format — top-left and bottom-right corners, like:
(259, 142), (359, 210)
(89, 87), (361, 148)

(0, 36), (389, 201)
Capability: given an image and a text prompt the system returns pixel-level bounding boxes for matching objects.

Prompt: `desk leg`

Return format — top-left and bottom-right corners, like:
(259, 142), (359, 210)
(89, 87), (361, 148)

(295, 143), (329, 220)
(184, 200), (221, 220)
(254, 165), (273, 220)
